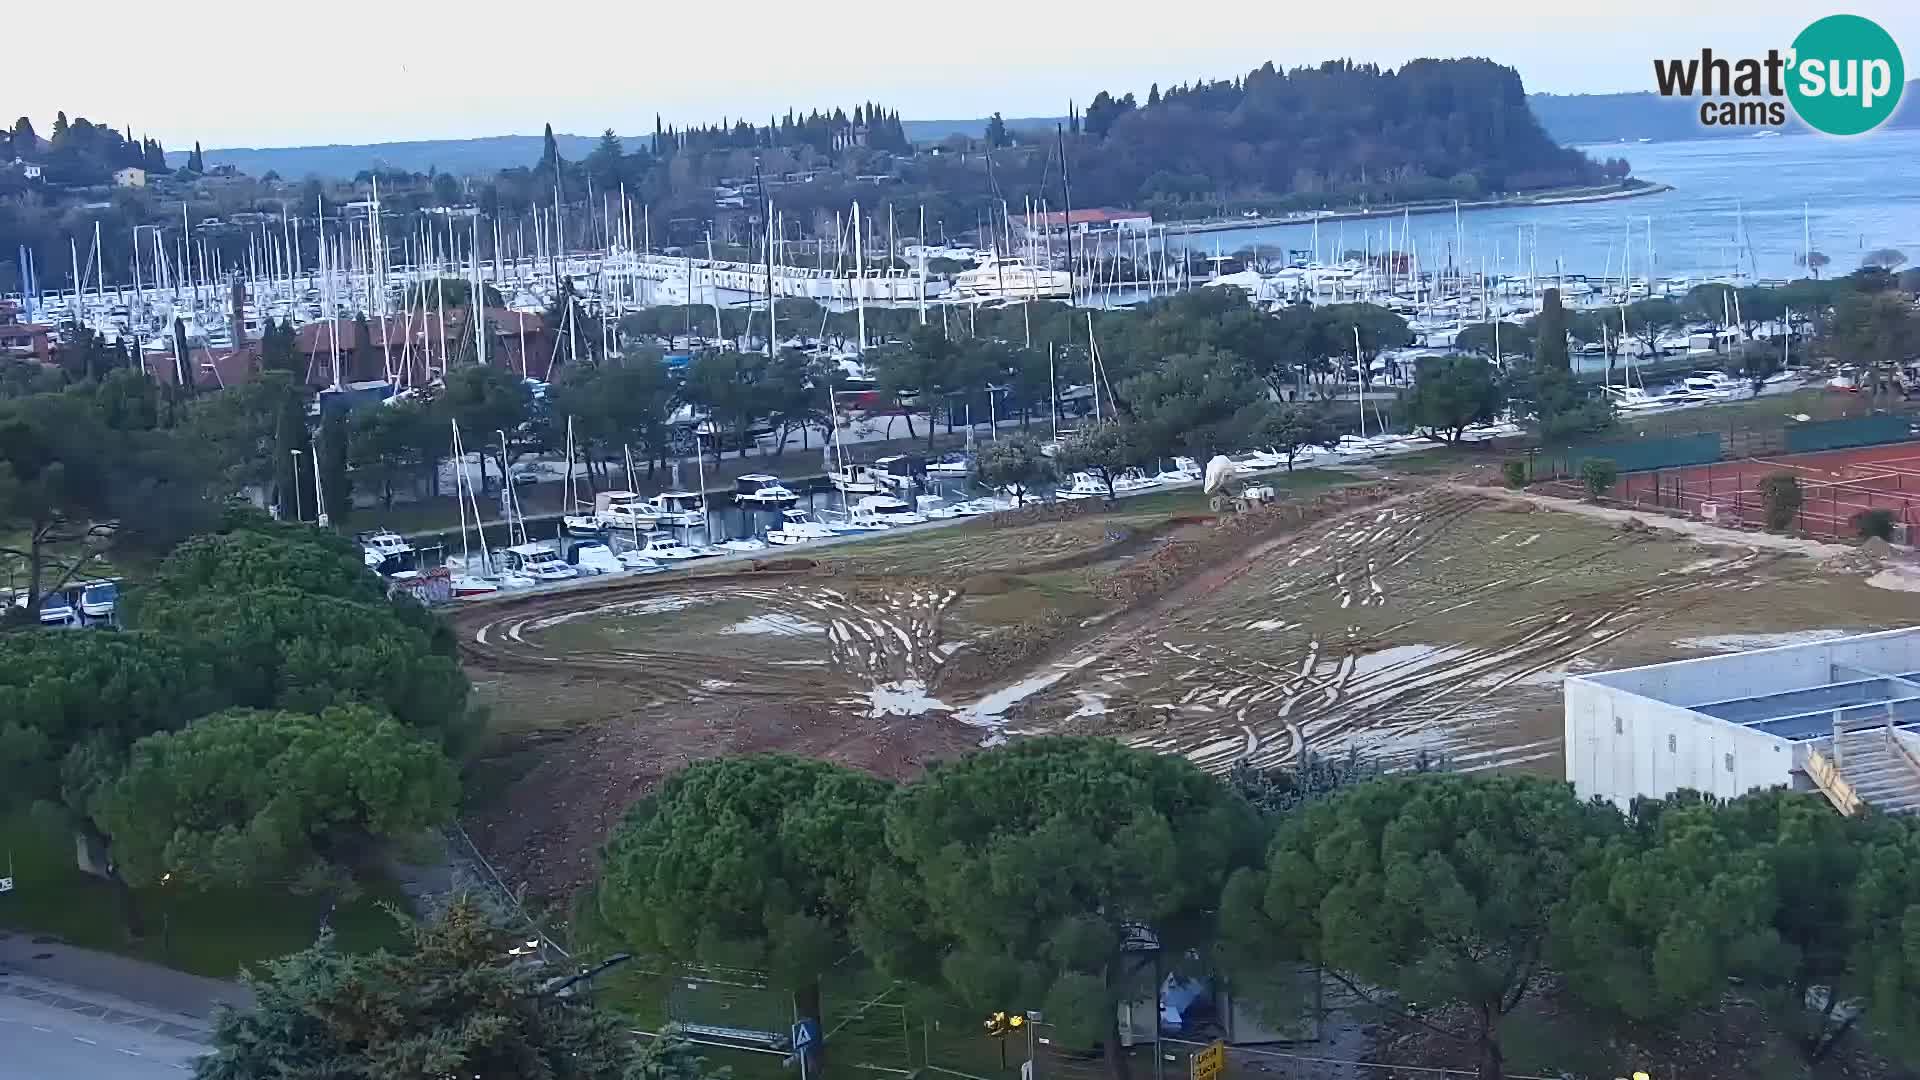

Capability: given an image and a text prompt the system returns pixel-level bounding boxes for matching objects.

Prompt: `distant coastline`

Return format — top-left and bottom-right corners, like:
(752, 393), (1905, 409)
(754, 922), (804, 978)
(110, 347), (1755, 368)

(1165, 180), (1674, 240)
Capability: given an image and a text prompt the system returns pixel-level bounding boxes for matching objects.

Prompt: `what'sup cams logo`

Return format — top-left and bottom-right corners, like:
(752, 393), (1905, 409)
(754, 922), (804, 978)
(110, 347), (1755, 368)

(1653, 14), (1905, 135)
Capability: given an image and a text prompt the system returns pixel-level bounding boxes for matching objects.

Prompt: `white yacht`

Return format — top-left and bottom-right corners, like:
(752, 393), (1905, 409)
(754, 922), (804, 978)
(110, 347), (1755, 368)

(821, 506), (893, 533)
(501, 543), (578, 582)
(734, 474), (800, 511)
(1682, 370), (1744, 399)
(1111, 468), (1161, 494)
(1053, 472), (1110, 501)
(594, 491), (660, 530)
(359, 530), (414, 572)
(830, 463), (883, 495)
(855, 494), (928, 525)
(949, 255), (1073, 300)
(647, 491), (709, 528)
(768, 509), (836, 545)
(449, 574), (500, 598)
(927, 454), (972, 477)
(636, 530), (704, 561)
(1155, 457), (1203, 484)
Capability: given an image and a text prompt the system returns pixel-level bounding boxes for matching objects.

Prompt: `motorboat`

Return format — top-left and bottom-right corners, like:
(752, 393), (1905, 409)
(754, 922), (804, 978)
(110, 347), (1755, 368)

(77, 579), (119, 621)
(595, 490), (660, 530)
(636, 530), (708, 561)
(768, 509), (836, 545)
(501, 543), (579, 582)
(1682, 370), (1744, 399)
(1232, 450), (1284, 470)
(647, 491), (709, 528)
(359, 529), (414, 572)
(870, 456), (920, 492)
(1155, 457), (1203, 484)
(855, 494), (927, 525)
(821, 506), (893, 533)
(719, 537), (769, 553)
(926, 454), (972, 477)
(1111, 468), (1161, 494)
(830, 463), (883, 495)
(1053, 472), (1110, 501)
(615, 550), (663, 573)
(571, 543), (624, 575)
(916, 495), (964, 519)
(734, 474), (800, 511)
(949, 255), (1073, 300)
(449, 574), (501, 598)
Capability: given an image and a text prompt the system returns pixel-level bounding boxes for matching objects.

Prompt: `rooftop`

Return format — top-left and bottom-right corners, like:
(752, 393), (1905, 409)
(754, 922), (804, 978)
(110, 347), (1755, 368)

(1573, 628), (1920, 744)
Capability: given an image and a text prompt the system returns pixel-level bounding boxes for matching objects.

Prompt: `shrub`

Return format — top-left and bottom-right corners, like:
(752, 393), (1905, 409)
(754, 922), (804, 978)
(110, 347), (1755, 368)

(1757, 472), (1804, 531)
(1502, 460), (1528, 489)
(1853, 507), (1896, 541)
(1580, 458), (1619, 500)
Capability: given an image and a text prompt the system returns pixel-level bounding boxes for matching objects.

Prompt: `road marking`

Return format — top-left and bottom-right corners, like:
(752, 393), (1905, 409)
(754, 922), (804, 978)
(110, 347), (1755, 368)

(118, 1048), (144, 1057)
(32, 1025), (53, 1032)
(73, 1036), (98, 1044)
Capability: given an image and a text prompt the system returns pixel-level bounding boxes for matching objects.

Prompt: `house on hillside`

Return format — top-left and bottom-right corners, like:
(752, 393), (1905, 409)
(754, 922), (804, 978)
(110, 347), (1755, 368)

(8, 158), (43, 181)
(112, 166), (146, 188)
(1020, 208), (1153, 239)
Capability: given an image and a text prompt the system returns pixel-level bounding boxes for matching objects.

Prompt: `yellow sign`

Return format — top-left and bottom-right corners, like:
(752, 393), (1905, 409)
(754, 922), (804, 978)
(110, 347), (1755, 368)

(1191, 1039), (1226, 1080)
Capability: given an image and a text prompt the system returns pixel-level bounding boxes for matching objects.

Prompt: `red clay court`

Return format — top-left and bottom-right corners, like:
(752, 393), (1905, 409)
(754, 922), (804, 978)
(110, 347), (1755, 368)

(1608, 441), (1920, 540)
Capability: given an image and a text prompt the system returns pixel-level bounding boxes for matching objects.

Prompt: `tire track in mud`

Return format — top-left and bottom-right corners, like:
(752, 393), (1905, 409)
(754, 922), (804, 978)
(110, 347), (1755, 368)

(1014, 492), (1784, 773)
(457, 572), (962, 713)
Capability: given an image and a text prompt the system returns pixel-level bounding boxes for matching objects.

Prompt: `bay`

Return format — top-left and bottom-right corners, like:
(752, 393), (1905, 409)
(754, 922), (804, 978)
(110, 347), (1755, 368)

(1176, 129), (1920, 282)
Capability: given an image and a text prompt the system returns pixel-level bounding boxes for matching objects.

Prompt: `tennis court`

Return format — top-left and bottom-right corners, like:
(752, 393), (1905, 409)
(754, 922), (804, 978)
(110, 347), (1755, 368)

(1604, 441), (1920, 540)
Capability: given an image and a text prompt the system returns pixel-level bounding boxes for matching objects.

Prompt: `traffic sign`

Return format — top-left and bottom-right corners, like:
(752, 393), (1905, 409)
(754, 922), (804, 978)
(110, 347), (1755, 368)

(791, 1019), (820, 1051)
(1191, 1039), (1226, 1080)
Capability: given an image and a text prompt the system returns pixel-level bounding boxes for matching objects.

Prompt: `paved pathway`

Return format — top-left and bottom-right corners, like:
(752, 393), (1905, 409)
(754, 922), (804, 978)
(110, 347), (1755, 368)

(0, 979), (208, 1078)
(0, 932), (251, 1028)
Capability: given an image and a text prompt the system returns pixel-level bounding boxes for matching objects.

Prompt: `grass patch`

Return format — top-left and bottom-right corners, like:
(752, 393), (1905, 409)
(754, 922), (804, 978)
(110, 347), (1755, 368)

(0, 810), (409, 978)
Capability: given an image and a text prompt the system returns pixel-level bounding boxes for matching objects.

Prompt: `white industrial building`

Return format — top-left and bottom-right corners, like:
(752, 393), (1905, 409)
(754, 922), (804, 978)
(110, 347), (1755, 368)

(1565, 628), (1920, 815)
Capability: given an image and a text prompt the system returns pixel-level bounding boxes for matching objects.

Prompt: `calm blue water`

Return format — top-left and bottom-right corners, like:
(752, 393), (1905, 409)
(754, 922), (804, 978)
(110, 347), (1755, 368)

(1178, 130), (1920, 282)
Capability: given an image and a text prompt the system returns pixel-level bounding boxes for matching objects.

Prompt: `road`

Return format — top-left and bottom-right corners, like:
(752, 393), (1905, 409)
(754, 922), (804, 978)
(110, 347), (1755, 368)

(0, 983), (204, 1079)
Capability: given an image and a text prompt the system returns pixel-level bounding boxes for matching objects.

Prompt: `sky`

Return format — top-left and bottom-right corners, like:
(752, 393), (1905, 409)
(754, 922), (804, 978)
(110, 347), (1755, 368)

(10, 0), (1919, 149)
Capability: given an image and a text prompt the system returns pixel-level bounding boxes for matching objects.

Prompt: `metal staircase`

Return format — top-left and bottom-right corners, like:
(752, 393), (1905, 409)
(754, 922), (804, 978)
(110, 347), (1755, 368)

(1816, 719), (1920, 815)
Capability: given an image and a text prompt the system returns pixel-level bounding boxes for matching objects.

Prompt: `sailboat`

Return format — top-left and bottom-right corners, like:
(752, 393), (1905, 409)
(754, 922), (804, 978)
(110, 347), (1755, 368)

(560, 416), (600, 533)
(445, 419), (503, 596)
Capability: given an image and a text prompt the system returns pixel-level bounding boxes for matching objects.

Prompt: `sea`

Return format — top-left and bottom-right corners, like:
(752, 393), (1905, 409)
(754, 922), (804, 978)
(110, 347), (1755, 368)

(1174, 129), (1920, 283)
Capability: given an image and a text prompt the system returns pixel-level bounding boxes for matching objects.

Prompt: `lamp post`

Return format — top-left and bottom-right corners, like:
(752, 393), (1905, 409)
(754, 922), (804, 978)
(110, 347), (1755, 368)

(289, 449), (305, 520)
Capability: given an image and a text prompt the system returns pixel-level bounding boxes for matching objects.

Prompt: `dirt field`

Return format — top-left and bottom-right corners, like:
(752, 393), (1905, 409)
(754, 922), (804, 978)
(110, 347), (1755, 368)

(453, 483), (1919, 897)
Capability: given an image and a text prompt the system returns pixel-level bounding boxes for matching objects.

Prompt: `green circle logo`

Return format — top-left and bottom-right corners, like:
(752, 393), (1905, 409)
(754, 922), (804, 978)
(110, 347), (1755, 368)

(1787, 14), (1905, 136)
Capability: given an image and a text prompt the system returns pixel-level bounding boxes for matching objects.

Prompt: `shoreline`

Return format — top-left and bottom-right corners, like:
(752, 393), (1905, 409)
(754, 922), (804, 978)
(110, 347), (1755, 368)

(1167, 181), (1675, 240)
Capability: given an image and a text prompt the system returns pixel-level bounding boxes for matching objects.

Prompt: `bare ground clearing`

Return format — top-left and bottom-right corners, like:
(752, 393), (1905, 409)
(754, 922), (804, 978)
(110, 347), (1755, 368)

(454, 486), (1915, 897)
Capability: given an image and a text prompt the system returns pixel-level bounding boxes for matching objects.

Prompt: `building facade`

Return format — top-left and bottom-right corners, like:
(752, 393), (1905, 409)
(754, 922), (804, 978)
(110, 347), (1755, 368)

(1565, 628), (1920, 814)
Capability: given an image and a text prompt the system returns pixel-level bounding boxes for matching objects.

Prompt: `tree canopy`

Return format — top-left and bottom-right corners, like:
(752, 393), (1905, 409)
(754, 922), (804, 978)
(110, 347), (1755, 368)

(974, 435), (1056, 503)
(1405, 355), (1503, 443)
(598, 754), (891, 980)
(1220, 773), (1618, 1080)
(196, 895), (720, 1080)
(97, 704), (458, 892)
(857, 738), (1260, 1076)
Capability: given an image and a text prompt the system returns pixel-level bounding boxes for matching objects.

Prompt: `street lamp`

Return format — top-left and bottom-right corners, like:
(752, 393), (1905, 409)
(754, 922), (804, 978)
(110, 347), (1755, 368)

(289, 449), (305, 520)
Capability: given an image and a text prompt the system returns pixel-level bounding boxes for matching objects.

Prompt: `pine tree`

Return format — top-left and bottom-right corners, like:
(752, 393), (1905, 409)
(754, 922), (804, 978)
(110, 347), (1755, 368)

(51, 111), (68, 141)
(318, 410), (351, 528)
(1147, 83), (1162, 107)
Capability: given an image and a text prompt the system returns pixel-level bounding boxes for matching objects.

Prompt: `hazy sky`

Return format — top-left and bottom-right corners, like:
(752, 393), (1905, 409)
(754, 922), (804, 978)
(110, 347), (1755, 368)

(11, 0), (1917, 148)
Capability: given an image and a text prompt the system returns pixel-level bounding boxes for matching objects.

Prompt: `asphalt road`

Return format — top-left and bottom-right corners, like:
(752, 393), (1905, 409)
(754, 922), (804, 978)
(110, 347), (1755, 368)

(0, 987), (204, 1079)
